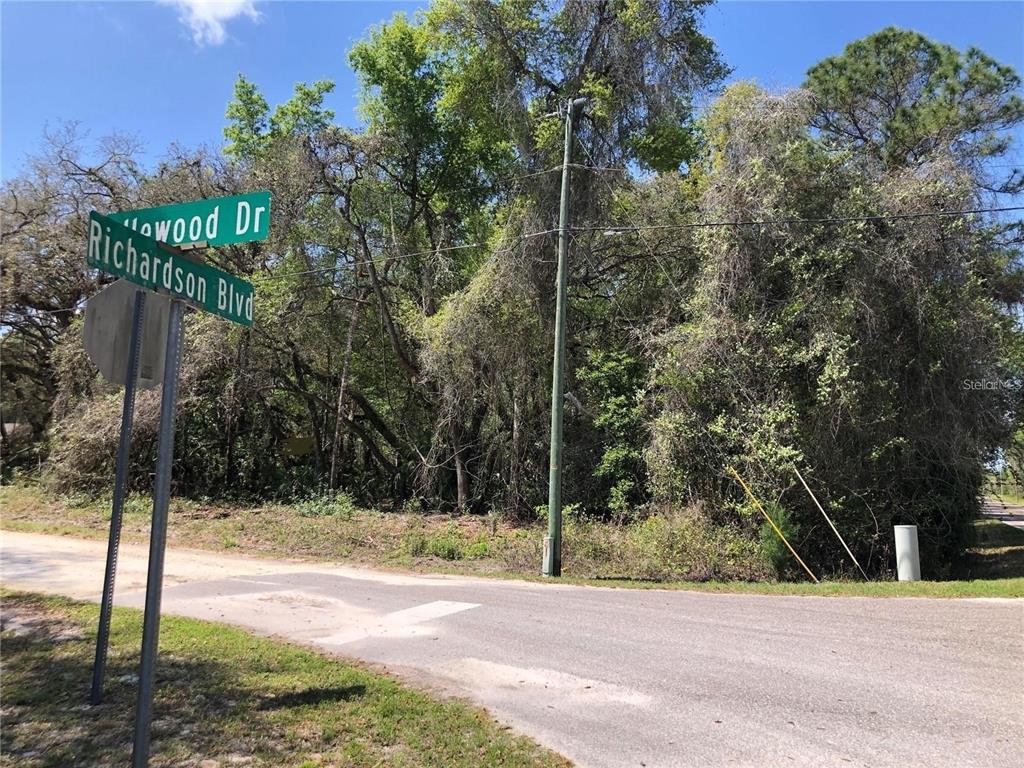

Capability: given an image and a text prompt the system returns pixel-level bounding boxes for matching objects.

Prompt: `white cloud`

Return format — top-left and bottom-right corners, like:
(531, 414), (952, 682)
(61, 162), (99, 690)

(161, 1), (261, 46)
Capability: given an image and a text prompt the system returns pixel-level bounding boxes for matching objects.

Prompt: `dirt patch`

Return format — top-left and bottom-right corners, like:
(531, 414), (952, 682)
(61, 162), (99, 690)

(1, 600), (85, 642)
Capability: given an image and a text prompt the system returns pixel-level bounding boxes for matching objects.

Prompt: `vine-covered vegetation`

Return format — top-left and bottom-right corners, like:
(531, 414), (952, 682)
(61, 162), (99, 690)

(3, 2), (1022, 579)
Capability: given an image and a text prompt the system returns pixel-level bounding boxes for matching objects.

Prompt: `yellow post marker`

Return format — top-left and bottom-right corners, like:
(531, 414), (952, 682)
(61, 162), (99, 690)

(727, 466), (819, 583)
(793, 466), (869, 580)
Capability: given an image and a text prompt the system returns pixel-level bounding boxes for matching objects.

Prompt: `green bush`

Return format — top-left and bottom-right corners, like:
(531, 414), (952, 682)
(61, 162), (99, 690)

(123, 495), (151, 516)
(404, 530), (428, 557)
(463, 540), (490, 559)
(425, 532), (463, 561)
(61, 491), (96, 509)
(757, 501), (800, 578)
(563, 507), (769, 582)
(402, 523), (492, 561)
(295, 492), (356, 519)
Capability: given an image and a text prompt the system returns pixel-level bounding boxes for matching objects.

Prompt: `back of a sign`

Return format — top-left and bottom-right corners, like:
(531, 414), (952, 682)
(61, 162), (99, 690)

(83, 280), (171, 390)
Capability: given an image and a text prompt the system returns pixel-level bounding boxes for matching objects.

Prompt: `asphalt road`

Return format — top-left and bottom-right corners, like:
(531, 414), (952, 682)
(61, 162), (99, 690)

(982, 499), (1024, 530)
(2, 531), (1022, 768)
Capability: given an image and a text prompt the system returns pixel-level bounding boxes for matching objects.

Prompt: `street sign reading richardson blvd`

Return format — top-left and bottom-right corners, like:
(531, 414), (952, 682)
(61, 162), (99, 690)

(106, 191), (271, 248)
(88, 211), (254, 326)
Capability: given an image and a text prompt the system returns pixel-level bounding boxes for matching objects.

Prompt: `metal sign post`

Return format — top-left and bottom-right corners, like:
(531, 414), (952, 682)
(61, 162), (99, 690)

(131, 298), (185, 768)
(83, 193), (266, 766)
(90, 289), (147, 705)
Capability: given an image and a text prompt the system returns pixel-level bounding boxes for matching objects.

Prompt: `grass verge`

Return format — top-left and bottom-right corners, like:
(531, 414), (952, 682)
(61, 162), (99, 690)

(0, 590), (569, 768)
(2, 484), (1022, 598)
(539, 573), (1024, 598)
(961, 517), (1024, 581)
(0, 483), (767, 581)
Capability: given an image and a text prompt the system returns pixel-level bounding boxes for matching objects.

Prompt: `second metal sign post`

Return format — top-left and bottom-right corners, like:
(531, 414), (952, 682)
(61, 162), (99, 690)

(85, 191), (269, 767)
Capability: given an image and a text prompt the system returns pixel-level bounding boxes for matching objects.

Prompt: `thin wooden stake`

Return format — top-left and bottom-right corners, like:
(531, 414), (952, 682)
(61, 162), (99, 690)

(793, 466), (869, 580)
(728, 466), (819, 583)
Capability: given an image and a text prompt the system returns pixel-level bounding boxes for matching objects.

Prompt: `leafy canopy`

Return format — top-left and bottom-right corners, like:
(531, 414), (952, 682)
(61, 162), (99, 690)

(224, 76), (336, 162)
(805, 27), (1024, 191)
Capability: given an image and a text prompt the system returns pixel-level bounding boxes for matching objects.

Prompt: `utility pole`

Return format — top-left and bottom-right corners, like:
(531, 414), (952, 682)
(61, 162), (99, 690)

(544, 97), (587, 578)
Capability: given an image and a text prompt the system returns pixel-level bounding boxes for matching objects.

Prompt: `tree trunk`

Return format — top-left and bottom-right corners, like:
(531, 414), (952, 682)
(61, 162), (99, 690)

(357, 228), (420, 381)
(510, 377), (522, 513)
(454, 442), (469, 513)
(329, 292), (363, 490)
(290, 348), (325, 475)
(223, 335), (246, 487)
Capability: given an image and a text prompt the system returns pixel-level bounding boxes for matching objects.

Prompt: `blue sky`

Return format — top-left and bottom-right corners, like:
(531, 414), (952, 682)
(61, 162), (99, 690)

(2, 1), (1023, 180)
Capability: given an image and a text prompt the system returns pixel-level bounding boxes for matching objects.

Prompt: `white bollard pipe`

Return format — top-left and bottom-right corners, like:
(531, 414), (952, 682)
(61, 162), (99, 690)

(894, 525), (921, 581)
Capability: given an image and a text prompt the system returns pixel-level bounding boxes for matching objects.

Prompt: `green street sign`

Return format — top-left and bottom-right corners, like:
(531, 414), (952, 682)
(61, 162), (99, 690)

(88, 212), (254, 326)
(106, 191), (271, 248)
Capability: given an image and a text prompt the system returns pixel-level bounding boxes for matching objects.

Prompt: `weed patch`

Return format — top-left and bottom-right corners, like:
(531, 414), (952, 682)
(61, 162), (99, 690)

(4, 484), (1023, 596)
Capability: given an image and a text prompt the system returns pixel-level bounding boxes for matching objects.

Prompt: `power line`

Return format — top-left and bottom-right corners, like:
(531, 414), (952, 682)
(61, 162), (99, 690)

(261, 227), (559, 282)
(572, 163), (626, 173)
(13, 204), (1021, 318)
(505, 165), (560, 181)
(581, 205), (1024, 234)
(577, 142), (691, 306)
(3, 305), (82, 317)
(263, 242), (484, 282)
(495, 162), (625, 186)
(572, 232), (650, 343)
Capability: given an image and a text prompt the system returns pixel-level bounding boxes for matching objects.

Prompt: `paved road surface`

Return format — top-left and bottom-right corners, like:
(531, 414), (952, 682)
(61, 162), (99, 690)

(2, 531), (1022, 768)
(982, 499), (1024, 530)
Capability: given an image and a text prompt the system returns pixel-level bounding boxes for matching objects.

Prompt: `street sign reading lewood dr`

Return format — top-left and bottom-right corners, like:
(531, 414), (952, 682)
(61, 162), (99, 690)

(88, 211), (254, 326)
(106, 191), (271, 248)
